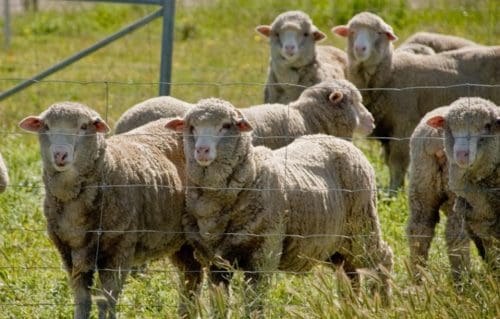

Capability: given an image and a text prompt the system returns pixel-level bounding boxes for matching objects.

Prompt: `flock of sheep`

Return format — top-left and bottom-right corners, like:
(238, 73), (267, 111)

(0, 9), (498, 319)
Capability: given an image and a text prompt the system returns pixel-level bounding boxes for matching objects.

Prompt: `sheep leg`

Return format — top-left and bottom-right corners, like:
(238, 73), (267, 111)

(370, 241), (394, 305)
(170, 244), (203, 318)
(71, 270), (94, 319)
(407, 193), (441, 282)
(445, 209), (470, 282)
(328, 252), (360, 298)
(208, 265), (232, 318)
(386, 140), (409, 191)
(97, 268), (128, 319)
(243, 271), (265, 319)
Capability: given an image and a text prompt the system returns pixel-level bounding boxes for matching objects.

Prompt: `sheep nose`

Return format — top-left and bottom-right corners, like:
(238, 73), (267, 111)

(284, 44), (296, 55)
(355, 45), (367, 53)
(50, 144), (73, 167)
(196, 146), (210, 155)
(455, 150), (470, 166)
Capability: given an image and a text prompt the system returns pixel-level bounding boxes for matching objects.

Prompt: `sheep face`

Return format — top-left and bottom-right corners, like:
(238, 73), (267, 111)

(332, 12), (397, 65)
(19, 102), (109, 172)
(166, 100), (253, 167)
(427, 98), (500, 168)
(256, 11), (325, 65)
(299, 80), (375, 136)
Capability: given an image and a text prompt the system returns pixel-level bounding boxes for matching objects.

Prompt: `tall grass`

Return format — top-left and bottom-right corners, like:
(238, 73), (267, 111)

(0, 0), (498, 317)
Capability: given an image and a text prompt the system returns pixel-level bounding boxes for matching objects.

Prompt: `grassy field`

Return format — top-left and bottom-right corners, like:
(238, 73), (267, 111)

(0, 0), (499, 318)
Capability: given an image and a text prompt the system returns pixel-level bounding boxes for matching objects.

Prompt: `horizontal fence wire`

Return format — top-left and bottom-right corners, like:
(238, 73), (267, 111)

(1, 78), (499, 313)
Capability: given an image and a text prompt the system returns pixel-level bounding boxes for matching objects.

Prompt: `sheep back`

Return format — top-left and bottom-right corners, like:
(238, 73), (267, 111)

(115, 96), (192, 134)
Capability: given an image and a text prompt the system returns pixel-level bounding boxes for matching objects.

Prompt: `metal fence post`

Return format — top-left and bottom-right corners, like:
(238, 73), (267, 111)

(3, 0), (11, 50)
(159, 0), (175, 96)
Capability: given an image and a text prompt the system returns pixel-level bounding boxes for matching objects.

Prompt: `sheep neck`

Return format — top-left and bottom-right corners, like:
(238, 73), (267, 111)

(44, 139), (106, 203)
(272, 51), (318, 84)
(186, 146), (257, 249)
(347, 49), (393, 118)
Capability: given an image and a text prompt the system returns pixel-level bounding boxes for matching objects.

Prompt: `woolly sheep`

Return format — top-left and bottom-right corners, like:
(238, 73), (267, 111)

(407, 106), (471, 282)
(332, 12), (500, 190)
(243, 79), (374, 148)
(114, 96), (192, 134)
(399, 31), (479, 54)
(426, 97), (500, 272)
(0, 153), (8, 193)
(19, 103), (202, 319)
(165, 98), (393, 312)
(114, 81), (374, 148)
(256, 10), (347, 104)
(396, 42), (436, 55)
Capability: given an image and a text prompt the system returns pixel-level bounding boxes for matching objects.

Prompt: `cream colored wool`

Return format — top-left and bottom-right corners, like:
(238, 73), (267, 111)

(22, 103), (201, 319)
(259, 10), (346, 104)
(175, 98), (393, 310)
(334, 12), (500, 190)
(0, 153), (8, 193)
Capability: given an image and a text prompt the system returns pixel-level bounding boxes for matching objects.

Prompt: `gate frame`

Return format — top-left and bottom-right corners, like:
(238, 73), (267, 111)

(0, 0), (175, 101)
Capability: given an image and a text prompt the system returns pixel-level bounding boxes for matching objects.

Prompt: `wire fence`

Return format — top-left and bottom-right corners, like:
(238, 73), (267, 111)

(1, 83), (499, 316)
(1, 2), (499, 314)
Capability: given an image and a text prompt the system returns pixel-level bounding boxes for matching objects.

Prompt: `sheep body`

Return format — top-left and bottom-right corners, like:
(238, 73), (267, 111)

(0, 153), (8, 193)
(167, 98), (393, 309)
(407, 105), (472, 281)
(399, 32), (479, 54)
(114, 81), (374, 150)
(426, 98), (499, 271)
(19, 103), (201, 319)
(257, 10), (346, 104)
(114, 96), (192, 134)
(332, 12), (500, 190)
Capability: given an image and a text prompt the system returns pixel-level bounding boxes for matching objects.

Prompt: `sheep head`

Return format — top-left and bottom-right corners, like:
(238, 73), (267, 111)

(19, 102), (109, 173)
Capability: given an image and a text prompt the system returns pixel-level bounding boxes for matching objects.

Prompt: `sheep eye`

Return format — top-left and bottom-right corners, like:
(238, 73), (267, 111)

(222, 123), (232, 130)
(80, 123), (88, 130)
(304, 32), (309, 37)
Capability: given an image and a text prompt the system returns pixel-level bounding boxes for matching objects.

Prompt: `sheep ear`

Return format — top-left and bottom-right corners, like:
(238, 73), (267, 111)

(331, 25), (349, 37)
(236, 119), (253, 132)
(19, 116), (43, 132)
(93, 118), (110, 133)
(313, 30), (327, 42)
(385, 30), (398, 41)
(256, 25), (272, 37)
(427, 116), (445, 128)
(329, 91), (344, 105)
(165, 118), (185, 132)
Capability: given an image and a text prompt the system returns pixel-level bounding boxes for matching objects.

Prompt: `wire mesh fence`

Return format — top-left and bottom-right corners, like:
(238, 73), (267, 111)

(1, 1), (499, 316)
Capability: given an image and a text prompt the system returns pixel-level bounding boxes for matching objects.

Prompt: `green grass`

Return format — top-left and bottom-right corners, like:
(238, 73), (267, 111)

(0, 0), (499, 318)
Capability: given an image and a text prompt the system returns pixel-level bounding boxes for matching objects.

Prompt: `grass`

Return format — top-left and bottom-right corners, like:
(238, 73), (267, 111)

(0, 0), (499, 317)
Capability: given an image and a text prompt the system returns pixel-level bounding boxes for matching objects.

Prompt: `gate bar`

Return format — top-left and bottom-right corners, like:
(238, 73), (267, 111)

(0, 8), (163, 101)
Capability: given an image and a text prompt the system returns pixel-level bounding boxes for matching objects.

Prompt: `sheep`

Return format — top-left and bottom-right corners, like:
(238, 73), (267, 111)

(19, 102), (202, 319)
(242, 79), (374, 148)
(0, 153), (8, 193)
(114, 80), (374, 149)
(114, 96), (192, 134)
(396, 42), (436, 55)
(426, 97), (499, 272)
(332, 11), (500, 190)
(165, 98), (394, 312)
(399, 31), (480, 54)
(407, 106), (471, 282)
(256, 10), (347, 104)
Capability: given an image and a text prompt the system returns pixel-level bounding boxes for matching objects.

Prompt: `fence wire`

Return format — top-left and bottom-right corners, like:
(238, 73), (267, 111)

(1, 78), (499, 314)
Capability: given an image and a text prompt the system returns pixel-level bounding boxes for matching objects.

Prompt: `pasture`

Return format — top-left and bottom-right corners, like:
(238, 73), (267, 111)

(0, 0), (498, 317)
